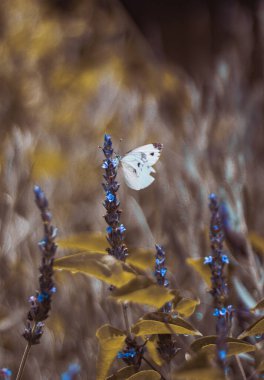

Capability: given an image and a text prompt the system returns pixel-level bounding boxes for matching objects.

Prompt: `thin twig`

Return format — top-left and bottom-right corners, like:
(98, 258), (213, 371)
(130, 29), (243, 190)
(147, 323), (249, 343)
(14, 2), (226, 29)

(142, 356), (168, 380)
(122, 303), (132, 340)
(235, 355), (247, 380)
(16, 324), (36, 380)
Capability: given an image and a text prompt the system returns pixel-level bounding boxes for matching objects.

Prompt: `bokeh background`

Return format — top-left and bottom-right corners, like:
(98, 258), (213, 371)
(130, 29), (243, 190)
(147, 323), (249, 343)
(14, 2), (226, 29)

(1, 0), (264, 378)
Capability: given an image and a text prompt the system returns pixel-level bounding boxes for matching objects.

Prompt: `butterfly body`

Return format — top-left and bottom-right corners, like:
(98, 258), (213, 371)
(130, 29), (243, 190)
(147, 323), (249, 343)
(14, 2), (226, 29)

(119, 143), (163, 190)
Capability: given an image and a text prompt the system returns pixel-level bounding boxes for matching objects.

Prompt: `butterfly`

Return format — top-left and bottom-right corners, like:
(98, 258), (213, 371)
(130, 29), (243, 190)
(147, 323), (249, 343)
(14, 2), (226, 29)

(118, 143), (163, 190)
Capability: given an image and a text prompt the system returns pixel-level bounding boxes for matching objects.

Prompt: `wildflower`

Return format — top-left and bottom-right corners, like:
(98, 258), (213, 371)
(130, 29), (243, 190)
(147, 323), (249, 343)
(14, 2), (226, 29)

(61, 363), (81, 380)
(102, 134), (128, 261)
(208, 192), (230, 369)
(0, 368), (12, 380)
(23, 186), (57, 345)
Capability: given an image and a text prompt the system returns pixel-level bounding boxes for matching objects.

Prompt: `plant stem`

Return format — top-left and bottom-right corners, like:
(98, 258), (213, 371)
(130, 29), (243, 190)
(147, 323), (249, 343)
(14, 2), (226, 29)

(16, 343), (32, 380)
(235, 355), (247, 380)
(122, 303), (132, 340)
(142, 356), (168, 380)
(16, 324), (36, 380)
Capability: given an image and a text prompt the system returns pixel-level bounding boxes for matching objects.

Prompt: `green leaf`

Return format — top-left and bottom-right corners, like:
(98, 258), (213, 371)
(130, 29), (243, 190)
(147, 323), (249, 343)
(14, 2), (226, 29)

(54, 252), (137, 287)
(127, 370), (161, 380)
(251, 298), (264, 312)
(96, 324), (126, 380)
(126, 248), (155, 271)
(186, 258), (211, 287)
(146, 335), (164, 366)
(57, 232), (107, 253)
(172, 353), (224, 380)
(106, 366), (137, 380)
(191, 336), (256, 356)
(171, 290), (200, 317)
(238, 316), (264, 339)
(131, 312), (202, 337)
(111, 276), (174, 308)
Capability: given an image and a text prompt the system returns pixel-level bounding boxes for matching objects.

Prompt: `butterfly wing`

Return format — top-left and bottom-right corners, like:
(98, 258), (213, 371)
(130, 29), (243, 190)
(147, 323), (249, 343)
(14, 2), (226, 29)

(120, 143), (163, 190)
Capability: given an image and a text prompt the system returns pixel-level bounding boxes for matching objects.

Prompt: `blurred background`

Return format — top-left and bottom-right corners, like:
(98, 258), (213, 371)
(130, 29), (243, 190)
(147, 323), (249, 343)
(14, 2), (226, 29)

(0, 0), (264, 378)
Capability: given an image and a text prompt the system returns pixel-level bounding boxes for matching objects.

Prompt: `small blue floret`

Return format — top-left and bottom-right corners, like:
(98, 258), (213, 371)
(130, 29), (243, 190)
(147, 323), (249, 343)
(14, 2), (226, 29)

(209, 193), (217, 201)
(51, 286), (57, 294)
(119, 224), (126, 233)
(204, 256), (213, 264)
(213, 308), (219, 316)
(160, 268), (167, 277)
(218, 349), (227, 360)
(221, 255), (229, 264)
(106, 192), (115, 202)
(37, 294), (44, 303)
(104, 134), (112, 145)
(106, 226), (112, 234)
(219, 307), (227, 316)
(102, 160), (109, 169)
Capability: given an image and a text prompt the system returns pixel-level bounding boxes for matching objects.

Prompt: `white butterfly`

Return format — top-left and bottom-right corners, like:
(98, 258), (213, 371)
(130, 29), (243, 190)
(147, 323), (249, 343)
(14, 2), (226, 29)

(118, 143), (163, 190)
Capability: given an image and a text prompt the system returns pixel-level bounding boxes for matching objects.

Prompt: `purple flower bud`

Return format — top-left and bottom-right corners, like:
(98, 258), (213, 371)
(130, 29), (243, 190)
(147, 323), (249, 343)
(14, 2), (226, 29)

(104, 134), (112, 145)
(209, 193), (217, 201)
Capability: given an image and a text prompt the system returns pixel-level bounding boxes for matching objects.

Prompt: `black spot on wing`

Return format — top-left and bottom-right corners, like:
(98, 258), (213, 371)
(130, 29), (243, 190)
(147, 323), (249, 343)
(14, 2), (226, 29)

(150, 152), (154, 156)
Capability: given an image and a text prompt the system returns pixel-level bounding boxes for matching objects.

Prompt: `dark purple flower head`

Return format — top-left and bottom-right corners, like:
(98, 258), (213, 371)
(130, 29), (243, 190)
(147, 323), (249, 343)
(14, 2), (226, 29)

(102, 135), (128, 261)
(207, 193), (230, 369)
(23, 186), (57, 345)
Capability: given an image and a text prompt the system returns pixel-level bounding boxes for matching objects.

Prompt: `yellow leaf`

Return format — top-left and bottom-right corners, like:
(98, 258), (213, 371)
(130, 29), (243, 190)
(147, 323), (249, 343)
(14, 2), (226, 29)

(191, 336), (256, 356)
(249, 232), (264, 254)
(251, 298), (264, 312)
(106, 366), (137, 380)
(171, 290), (200, 317)
(186, 258), (211, 287)
(54, 252), (136, 287)
(257, 360), (264, 372)
(132, 312), (202, 337)
(96, 324), (126, 380)
(31, 149), (67, 179)
(146, 336), (164, 366)
(127, 370), (161, 380)
(126, 248), (155, 271)
(172, 353), (224, 380)
(238, 316), (264, 339)
(111, 276), (174, 308)
(57, 232), (107, 253)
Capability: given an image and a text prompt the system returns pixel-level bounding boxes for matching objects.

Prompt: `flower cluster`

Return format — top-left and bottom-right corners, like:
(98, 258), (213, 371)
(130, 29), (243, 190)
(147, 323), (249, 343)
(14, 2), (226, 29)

(117, 338), (144, 368)
(102, 134), (128, 261)
(0, 368), (12, 380)
(23, 186), (57, 345)
(61, 363), (81, 380)
(155, 244), (179, 362)
(206, 193), (230, 368)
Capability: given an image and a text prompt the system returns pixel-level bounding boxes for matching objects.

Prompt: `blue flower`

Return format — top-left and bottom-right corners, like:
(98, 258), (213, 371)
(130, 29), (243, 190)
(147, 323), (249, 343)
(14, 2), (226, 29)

(106, 226), (112, 233)
(218, 349), (227, 360)
(155, 257), (165, 265)
(102, 160), (109, 169)
(219, 307), (227, 316)
(117, 349), (136, 359)
(209, 193), (217, 201)
(51, 286), (57, 293)
(221, 255), (229, 264)
(0, 368), (12, 379)
(61, 363), (81, 380)
(112, 158), (119, 168)
(160, 268), (167, 277)
(213, 308), (219, 316)
(106, 192), (115, 202)
(104, 134), (112, 145)
(119, 224), (126, 234)
(204, 256), (213, 264)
